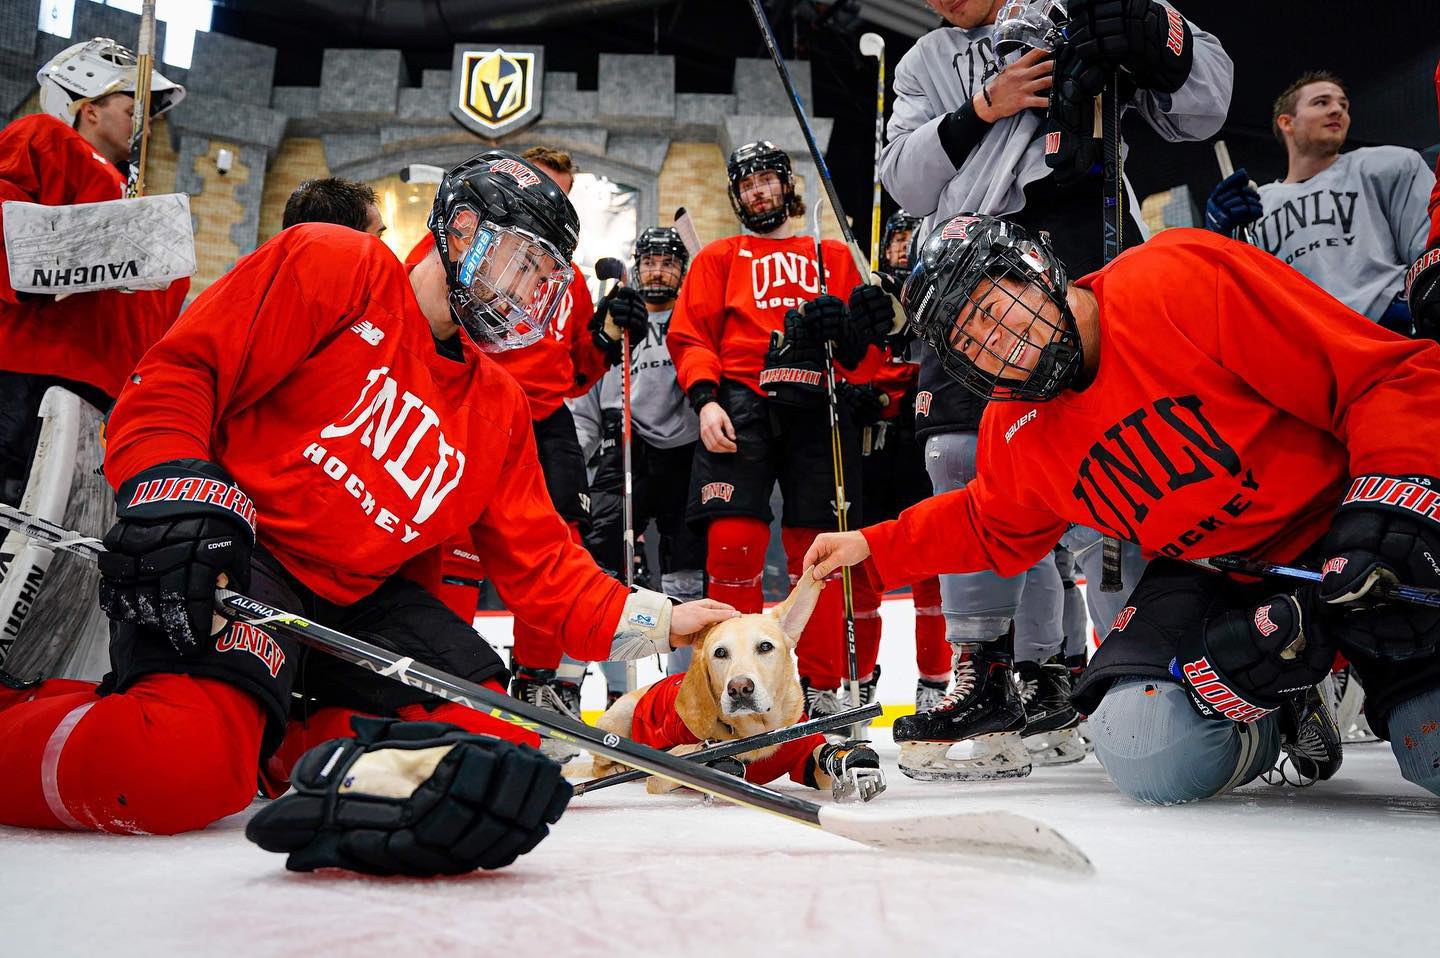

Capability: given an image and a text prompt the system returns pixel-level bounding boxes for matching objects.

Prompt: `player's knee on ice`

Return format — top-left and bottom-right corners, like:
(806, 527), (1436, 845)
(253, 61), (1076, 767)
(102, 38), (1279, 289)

(1386, 687), (1440, 798)
(1090, 677), (1280, 805)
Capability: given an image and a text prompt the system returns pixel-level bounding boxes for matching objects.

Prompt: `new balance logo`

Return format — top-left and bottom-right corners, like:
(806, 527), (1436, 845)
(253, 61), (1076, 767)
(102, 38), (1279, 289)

(351, 320), (385, 345)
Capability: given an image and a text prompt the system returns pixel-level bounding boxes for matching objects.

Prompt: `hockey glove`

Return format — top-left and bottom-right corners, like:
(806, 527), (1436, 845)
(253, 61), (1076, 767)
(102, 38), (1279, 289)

(1204, 170), (1263, 235)
(1171, 593), (1335, 723)
(590, 286), (650, 365)
(809, 740), (885, 803)
(1406, 247), (1440, 341)
(837, 382), (888, 427)
(800, 293), (847, 348)
(246, 717), (572, 876)
(1065, 0), (1193, 94)
(1314, 474), (1440, 660)
(1042, 45), (1105, 186)
(841, 283), (897, 368)
(760, 312), (829, 409)
(98, 459), (256, 654)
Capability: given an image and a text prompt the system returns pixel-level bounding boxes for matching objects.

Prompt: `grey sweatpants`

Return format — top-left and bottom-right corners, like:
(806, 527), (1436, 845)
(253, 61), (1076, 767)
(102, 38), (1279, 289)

(923, 432), (1063, 661)
(1060, 525), (1147, 642)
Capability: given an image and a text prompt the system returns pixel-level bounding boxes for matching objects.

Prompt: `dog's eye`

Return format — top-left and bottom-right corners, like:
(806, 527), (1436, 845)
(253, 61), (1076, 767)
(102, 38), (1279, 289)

(756, 641), (775, 654)
(713, 647), (729, 659)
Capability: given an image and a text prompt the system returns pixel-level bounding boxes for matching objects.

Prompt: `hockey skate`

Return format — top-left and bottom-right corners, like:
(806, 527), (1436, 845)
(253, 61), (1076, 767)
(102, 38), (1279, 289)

(511, 666), (585, 763)
(1332, 665), (1379, 743)
(841, 665), (882, 732)
(1265, 675), (1343, 787)
(801, 677), (845, 720)
(894, 646), (1031, 782)
(1016, 661), (1087, 767)
(915, 676), (948, 712)
(814, 740), (886, 802)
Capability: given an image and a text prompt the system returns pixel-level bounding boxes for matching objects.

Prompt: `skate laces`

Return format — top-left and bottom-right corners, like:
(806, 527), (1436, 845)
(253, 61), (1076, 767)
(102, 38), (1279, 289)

(525, 680), (581, 721)
(933, 655), (978, 712)
(806, 685), (843, 718)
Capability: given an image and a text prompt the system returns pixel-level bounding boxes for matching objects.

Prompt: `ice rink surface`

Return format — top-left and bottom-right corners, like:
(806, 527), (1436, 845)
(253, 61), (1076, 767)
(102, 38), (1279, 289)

(3, 731), (1436, 958)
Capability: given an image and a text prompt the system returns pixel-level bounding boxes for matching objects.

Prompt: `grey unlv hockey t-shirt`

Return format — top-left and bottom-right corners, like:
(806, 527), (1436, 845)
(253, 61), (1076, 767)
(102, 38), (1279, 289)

(570, 308), (700, 459)
(1254, 146), (1436, 320)
(880, 4), (1232, 235)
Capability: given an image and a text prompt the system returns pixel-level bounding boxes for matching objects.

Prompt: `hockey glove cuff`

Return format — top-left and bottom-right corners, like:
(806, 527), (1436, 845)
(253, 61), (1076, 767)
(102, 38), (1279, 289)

(761, 317), (829, 409)
(608, 587), (674, 659)
(590, 287), (650, 365)
(1406, 248), (1440, 341)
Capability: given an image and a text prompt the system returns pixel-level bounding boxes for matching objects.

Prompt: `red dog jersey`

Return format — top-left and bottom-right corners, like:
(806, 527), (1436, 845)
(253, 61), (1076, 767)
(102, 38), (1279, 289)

(404, 233), (606, 418)
(862, 229), (1440, 588)
(104, 224), (629, 662)
(628, 673), (823, 786)
(0, 113), (188, 398)
(669, 234), (872, 396)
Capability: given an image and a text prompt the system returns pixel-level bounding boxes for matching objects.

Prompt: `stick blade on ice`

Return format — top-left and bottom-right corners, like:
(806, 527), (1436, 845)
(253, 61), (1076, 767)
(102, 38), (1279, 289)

(818, 807), (1093, 872)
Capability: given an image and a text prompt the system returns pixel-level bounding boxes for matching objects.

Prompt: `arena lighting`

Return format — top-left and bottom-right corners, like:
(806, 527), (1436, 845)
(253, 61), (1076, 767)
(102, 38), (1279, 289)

(400, 164), (446, 184)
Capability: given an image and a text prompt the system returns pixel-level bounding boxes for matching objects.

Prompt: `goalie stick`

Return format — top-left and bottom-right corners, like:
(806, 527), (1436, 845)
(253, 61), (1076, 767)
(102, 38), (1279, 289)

(573, 702), (881, 795)
(0, 503), (1092, 870)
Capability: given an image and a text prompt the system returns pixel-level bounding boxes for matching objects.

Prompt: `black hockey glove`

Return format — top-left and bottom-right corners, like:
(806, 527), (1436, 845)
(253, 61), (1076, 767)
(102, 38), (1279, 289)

(1314, 474), (1440, 660)
(837, 382), (888, 427)
(1065, 0), (1193, 94)
(1171, 592), (1336, 723)
(808, 740), (885, 803)
(590, 286), (650, 365)
(840, 283), (896, 368)
(799, 293), (847, 348)
(1204, 170), (1263, 235)
(1407, 247), (1440, 341)
(98, 459), (256, 654)
(760, 311), (828, 409)
(1042, 45), (1106, 186)
(246, 717), (572, 877)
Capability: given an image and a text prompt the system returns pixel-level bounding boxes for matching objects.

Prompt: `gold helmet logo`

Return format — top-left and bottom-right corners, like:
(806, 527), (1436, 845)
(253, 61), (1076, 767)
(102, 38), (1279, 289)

(455, 48), (538, 135)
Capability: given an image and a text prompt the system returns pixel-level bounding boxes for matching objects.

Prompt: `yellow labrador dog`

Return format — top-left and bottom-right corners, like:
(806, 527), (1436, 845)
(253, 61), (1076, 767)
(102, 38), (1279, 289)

(593, 569), (884, 802)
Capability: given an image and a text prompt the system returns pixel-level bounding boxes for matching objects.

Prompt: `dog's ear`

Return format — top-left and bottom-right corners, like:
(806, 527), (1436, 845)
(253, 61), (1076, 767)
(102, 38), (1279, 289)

(674, 628), (721, 739)
(770, 567), (825, 648)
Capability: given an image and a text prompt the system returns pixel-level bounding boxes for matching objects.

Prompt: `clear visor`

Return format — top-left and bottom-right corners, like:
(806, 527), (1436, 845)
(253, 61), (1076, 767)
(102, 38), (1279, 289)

(994, 0), (1065, 58)
(445, 207), (572, 351)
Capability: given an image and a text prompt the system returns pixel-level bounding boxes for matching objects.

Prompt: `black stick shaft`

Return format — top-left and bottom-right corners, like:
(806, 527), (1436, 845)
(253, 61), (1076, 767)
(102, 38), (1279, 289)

(573, 702), (882, 795)
(1099, 75), (1125, 593)
(1197, 553), (1440, 608)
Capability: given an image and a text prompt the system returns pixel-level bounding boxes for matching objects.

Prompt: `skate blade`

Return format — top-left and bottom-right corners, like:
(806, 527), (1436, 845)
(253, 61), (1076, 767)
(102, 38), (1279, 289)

(1024, 729), (1088, 767)
(898, 735), (1033, 782)
(832, 767), (887, 803)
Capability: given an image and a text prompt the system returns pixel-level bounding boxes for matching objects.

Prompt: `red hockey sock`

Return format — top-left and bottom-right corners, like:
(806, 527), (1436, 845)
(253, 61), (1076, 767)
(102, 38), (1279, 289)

(784, 527), (845, 688)
(706, 516), (769, 613)
(853, 575), (882, 680)
(912, 576), (951, 677)
(512, 521), (585, 669)
(0, 673), (264, 834)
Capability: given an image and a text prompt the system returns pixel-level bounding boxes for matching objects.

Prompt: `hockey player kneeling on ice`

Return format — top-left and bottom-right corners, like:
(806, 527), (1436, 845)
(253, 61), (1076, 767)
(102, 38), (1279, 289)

(806, 213), (1440, 805)
(246, 717), (571, 876)
(0, 149), (737, 840)
(592, 569), (884, 802)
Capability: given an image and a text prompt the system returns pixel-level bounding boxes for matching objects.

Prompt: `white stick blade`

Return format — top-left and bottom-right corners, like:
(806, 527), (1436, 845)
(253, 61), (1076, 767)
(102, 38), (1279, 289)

(859, 32), (885, 57)
(818, 807), (1093, 872)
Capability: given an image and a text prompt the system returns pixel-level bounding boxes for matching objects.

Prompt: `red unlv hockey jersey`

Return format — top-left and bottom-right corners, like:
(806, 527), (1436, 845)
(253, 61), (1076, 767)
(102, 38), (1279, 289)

(104, 224), (629, 661)
(861, 229), (1440, 587)
(669, 234), (872, 396)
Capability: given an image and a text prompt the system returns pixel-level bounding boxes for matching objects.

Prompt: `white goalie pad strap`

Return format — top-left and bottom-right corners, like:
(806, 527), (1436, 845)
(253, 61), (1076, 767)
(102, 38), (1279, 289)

(4, 194), (195, 295)
(608, 588), (672, 660)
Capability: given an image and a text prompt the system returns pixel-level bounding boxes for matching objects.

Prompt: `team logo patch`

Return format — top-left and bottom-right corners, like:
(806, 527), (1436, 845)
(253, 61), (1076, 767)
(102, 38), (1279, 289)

(1110, 606), (1136, 632)
(700, 482), (735, 504)
(1253, 604), (1279, 637)
(487, 157), (541, 189)
(1044, 131), (1062, 156)
(1321, 556), (1348, 578)
(914, 391), (933, 416)
(451, 46), (544, 137)
(216, 621), (286, 678)
(350, 320), (384, 345)
(939, 216), (981, 241)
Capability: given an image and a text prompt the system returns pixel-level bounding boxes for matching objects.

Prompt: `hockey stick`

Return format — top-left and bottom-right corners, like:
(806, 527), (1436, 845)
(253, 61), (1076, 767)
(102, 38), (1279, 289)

(125, 1), (157, 199)
(1194, 552), (1440, 609)
(573, 702), (882, 795)
(595, 256), (637, 693)
(859, 32), (886, 276)
(808, 196), (864, 736)
(673, 207), (703, 259)
(1098, 74), (1125, 593)
(0, 503), (1091, 868)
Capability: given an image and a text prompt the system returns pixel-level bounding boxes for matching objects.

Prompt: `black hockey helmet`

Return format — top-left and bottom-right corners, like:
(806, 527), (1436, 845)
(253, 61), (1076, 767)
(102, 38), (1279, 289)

(632, 226), (689, 305)
(428, 150), (579, 352)
(727, 140), (800, 233)
(902, 213), (1082, 402)
(880, 211), (924, 280)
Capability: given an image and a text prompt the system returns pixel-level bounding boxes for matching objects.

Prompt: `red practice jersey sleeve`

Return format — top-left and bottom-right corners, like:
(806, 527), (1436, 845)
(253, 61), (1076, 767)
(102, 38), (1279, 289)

(105, 224), (629, 659)
(0, 113), (187, 397)
(862, 229), (1440, 588)
(627, 674), (824, 786)
(669, 234), (867, 395)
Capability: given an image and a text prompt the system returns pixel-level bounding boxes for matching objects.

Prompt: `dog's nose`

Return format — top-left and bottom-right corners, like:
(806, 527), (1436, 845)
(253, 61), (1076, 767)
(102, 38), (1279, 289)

(727, 677), (755, 700)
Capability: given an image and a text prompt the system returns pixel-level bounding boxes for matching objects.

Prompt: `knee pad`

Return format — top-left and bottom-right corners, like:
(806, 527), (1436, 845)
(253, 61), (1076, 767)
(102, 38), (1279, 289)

(661, 568), (704, 603)
(1090, 677), (1280, 806)
(707, 517), (769, 587)
(1386, 686), (1440, 797)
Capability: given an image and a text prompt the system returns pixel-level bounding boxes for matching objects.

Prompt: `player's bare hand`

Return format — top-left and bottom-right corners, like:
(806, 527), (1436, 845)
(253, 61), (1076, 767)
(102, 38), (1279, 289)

(699, 402), (737, 453)
(973, 48), (1053, 122)
(804, 531), (871, 581)
(669, 598), (741, 645)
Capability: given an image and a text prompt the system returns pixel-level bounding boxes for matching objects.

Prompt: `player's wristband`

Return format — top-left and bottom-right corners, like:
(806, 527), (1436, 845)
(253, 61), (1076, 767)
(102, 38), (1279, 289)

(687, 381), (719, 413)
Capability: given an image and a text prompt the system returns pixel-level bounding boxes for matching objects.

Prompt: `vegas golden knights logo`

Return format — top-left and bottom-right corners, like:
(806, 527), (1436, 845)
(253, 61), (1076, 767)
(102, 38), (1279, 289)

(451, 45), (544, 138)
